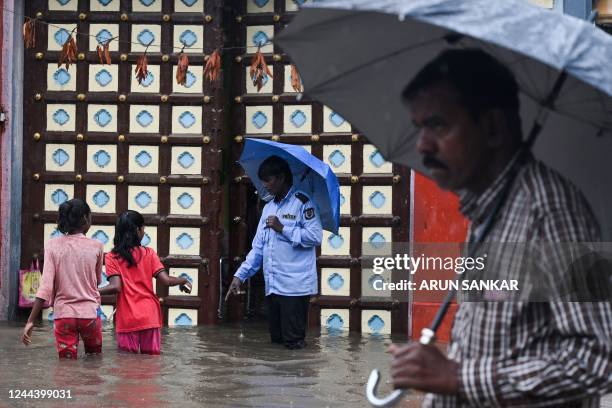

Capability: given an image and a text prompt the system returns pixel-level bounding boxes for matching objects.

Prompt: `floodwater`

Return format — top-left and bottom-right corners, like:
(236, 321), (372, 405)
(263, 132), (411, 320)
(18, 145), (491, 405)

(0, 321), (425, 408)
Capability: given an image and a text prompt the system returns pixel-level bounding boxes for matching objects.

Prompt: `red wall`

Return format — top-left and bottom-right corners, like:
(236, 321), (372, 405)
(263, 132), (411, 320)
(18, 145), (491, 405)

(411, 173), (468, 342)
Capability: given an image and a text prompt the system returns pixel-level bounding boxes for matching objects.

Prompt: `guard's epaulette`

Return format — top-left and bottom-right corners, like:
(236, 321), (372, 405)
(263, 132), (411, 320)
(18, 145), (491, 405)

(295, 192), (310, 204)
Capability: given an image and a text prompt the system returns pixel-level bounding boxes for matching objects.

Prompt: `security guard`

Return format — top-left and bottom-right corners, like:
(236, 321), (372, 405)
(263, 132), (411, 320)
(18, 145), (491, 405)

(226, 155), (322, 349)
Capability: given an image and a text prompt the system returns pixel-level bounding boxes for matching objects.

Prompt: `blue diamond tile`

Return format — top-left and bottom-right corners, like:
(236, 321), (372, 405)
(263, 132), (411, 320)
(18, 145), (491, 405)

(177, 193), (194, 209)
(368, 232), (386, 249)
(179, 30), (198, 47)
(174, 313), (192, 326)
(94, 109), (112, 127)
(141, 71), (155, 87)
(51, 189), (69, 205)
(369, 150), (386, 168)
(56, 0), (71, 5)
(252, 31), (269, 47)
(51, 229), (62, 238)
(339, 193), (346, 207)
(95, 69), (113, 87)
(328, 234), (344, 249)
(178, 273), (193, 283)
(176, 233), (194, 250)
(137, 29), (155, 46)
(53, 109), (70, 126)
(179, 111), (196, 129)
(178, 152), (195, 169)
(54, 28), (70, 46)
(368, 315), (385, 333)
(135, 191), (152, 208)
(184, 71), (197, 88)
(326, 313), (344, 331)
(328, 150), (346, 168)
(290, 110), (307, 128)
(293, 0), (306, 5)
(96, 29), (113, 45)
(92, 230), (109, 244)
(369, 191), (386, 209)
(94, 150), (111, 168)
(139, 0), (156, 6)
(97, 0), (112, 5)
(253, 0), (269, 7)
(141, 233), (151, 246)
(327, 273), (344, 291)
(251, 111), (268, 129)
(52, 149), (70, 166)
(181, 0), (197, 6)
(135, 150), (153, 167)
(136, 110), (154, 128)
(93, 190), (110, 207)
(329, 111), (345, 127)
(53, 68), (71, 86)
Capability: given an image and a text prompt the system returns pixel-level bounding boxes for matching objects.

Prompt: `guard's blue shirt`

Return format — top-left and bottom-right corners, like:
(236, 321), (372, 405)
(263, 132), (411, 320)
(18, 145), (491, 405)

(234, 186), (322, 296)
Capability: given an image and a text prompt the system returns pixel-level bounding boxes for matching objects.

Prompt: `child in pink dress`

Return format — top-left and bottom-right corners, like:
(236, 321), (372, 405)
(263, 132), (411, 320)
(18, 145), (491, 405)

(99, 210), (191, 355)
(22, 198), (104, 359)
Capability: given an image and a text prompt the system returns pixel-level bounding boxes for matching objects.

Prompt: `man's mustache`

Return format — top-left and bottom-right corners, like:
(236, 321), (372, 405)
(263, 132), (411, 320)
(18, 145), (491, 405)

(423, 156), (448, 170)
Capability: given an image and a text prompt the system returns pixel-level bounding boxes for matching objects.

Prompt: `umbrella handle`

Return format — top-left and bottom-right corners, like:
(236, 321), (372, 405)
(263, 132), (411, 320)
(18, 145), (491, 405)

(366, 328), (435, 407)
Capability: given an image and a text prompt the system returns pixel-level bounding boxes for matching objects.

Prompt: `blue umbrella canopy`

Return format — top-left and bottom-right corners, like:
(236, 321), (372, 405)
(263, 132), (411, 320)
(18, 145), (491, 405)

(239, 138), (340, 234)
(275, 0), (612, 239)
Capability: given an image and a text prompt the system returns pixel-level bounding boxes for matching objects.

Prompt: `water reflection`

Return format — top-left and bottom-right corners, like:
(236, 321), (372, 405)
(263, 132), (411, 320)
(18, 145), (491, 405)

(0, 322), (425, 407)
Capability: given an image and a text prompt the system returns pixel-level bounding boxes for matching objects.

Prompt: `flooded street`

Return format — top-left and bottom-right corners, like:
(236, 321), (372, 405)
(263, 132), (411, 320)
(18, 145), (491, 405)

(0, 322), (424, 408)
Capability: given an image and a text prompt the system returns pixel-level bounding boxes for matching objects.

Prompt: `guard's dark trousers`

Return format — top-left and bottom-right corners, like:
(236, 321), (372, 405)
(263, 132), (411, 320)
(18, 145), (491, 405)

(267, 294), (310, 349)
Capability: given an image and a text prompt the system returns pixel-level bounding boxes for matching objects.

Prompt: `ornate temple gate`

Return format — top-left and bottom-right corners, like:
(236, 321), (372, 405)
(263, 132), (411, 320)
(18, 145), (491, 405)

(226, 0), (410, 334)
(21, 0), (225, 326)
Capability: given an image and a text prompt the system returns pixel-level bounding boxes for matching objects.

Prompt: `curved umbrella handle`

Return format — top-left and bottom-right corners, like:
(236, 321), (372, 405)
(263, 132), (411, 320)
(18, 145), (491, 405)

(366, 369), (405, 408)
(366, 328), (436, 407)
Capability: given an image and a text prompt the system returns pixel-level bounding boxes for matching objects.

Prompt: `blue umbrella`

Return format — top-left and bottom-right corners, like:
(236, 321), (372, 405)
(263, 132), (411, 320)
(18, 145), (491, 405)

(239, 138), (340, 234)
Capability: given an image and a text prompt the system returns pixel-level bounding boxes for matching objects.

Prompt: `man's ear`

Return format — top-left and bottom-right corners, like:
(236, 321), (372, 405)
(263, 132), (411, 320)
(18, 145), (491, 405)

(481, 109), (507, 148)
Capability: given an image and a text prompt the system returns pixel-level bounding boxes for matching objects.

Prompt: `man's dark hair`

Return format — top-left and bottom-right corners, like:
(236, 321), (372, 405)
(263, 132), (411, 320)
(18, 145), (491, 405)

(258, 155), (293, 185)
(402, 49), (521, 134)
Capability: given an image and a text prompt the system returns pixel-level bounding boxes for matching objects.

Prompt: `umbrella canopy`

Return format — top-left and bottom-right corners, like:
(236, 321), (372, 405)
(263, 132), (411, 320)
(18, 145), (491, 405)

(275, 0), (612, 239)
(239, 138), (340, 234)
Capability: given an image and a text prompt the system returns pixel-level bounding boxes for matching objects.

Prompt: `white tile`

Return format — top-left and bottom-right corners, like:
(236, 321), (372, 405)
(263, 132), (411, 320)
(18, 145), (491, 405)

(247, 0), (274, 13)
(87, 144), (117, 173)
(47, 65), (77, 91)
(362, 186), (393, 215)
(48, 24), (77, 51)
(324, 145), (351, 174)
(87, 225), (115, 252)
(169, 227), (200, 256)
(130, 65), (160, 93)
(132, 0), (162, 12)
(174, 0), (204, 12)
(169, 268), (198, 296)
(323, 106), (351, 133)
(88, 24), (119, 52)
(90, 0), (119, 11)
(44, 184), (74, 211)
(128, 185), (159, 214)
(322, 227), (350, 256)
(321, 268), (350, 297)
(363, 144), (392, 173)
(320, 308), (349, 333)
(47, 104), (76, 132)
(285, 0), (312, 12)
(339, 186), (351, 215)
(361, 310), (391, 335)
(86, 185), (116, 213)
(173, 25), (204, 54)
(46, 144), (75, 172)
(246, 66), (273, 94)
(245, 106), (273, 134)
(362, 227), (393, 256)
(171, 146), (202, 175)
(168, 308), (198, 326)
(283, 64), (303, 93)
(170, 187), (201, 215)
(173, 66), (204, 93)
(130, 105), (160, 133)
(129, 146), (159, 174)
(49, 0), (77, 11)
(89, 65), (119, 92)
(88, 104), (118, 132)
(246, 25), (274, 54)
(43, 223), (63, 243)
(172, 106), (202, 134)
(283, 105), (311, 134)
(140, 226), (158, 251)
(131, 25), (162, 53)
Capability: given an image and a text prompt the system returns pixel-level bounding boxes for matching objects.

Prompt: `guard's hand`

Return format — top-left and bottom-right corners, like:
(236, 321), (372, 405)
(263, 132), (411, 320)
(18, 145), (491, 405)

(179, 279), (192, 294)
(389, 342), (459, 395)
(225, 277), (243, 302)
(265, 216), (284, 233)
(22, 322), (34, 346)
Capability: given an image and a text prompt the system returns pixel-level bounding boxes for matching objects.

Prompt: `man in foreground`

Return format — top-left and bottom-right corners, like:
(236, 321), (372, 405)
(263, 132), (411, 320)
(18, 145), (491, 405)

(390, 49), (612, 406)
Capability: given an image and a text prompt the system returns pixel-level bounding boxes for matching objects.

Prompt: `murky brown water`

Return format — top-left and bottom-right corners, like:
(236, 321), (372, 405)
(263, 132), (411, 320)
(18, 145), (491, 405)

(0, 321), (425, 408)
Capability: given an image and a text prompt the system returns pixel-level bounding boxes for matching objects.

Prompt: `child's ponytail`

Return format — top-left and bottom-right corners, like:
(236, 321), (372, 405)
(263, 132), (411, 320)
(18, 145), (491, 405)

(57, 198), (91, 234)
(111, 210), (145, 267)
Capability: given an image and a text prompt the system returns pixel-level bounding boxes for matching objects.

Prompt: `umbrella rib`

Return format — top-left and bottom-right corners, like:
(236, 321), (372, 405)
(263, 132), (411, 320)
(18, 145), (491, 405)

(307, 36), (446, 94)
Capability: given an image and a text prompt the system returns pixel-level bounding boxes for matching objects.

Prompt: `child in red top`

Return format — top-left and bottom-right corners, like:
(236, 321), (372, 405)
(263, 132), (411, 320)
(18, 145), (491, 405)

(99, 210), (191, 355)
(21, 198), (105, 359)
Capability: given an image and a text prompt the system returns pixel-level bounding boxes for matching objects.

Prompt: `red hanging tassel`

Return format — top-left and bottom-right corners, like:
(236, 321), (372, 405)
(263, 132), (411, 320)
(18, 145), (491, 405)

(96, 40), (112, 65)
(23, 18), (36, 49)
(290, 64), (303, 93)
(135, 54), (149, 84)
(58, 29), (78, 70)
(204, 49), (222, 83)
(176, 52), (189, 86)
(249, 46), (273, 92)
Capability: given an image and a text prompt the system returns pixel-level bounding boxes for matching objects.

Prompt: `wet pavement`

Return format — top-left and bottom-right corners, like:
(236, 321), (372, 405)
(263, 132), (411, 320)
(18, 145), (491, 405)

(0, 321), (425, 408)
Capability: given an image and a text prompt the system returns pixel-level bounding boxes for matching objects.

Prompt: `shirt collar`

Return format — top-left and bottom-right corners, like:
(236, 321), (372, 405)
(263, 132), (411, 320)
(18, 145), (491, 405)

(458, 151), (524, 224)
(274, 185), (295, 205)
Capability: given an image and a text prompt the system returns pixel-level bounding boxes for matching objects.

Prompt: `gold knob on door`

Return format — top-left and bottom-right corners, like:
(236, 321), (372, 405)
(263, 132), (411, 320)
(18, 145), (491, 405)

(159, 176), (167, 184)
(75, 174), (83, 182)
(35, 52), (44, 60)
(234, 135), (243, 143)
(32, 173), (40, 181)
(33, 132), (41, 141)
(76, 133), (84, 141)
(351, 175), (359, 184)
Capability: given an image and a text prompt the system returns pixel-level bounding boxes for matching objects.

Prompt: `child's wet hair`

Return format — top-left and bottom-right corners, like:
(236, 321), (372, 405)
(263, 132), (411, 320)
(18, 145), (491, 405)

(57, 198), (91, 234)
(112, 210), (145, 267)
